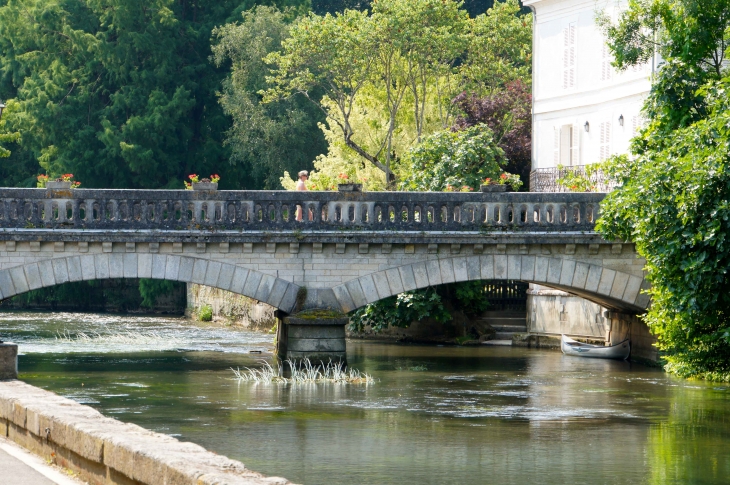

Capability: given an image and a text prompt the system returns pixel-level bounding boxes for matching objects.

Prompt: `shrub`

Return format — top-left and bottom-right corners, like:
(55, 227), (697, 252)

(198, 304), (213, 322)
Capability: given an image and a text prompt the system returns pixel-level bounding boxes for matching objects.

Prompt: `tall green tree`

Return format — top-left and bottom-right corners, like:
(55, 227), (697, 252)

(0, 0), (308, 189)
(264, 0), (501, 186)
(211, 6), (326, 189)
(598, 0), (730, 380)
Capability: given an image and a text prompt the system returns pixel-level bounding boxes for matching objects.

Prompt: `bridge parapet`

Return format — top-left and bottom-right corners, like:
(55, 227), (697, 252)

(0, 188), (604, 233)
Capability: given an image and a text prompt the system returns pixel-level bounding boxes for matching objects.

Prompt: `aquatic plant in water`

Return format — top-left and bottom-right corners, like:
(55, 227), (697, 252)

(231, 358), (374, 384)
(55, 329), (186, 346)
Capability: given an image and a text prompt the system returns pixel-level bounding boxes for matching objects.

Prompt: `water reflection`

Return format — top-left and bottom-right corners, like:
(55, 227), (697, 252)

(2, 312), (730, 484)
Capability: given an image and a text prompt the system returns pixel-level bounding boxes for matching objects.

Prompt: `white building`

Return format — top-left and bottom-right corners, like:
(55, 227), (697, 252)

(521, 0), (655, 340)
(524, 0), (655, 172)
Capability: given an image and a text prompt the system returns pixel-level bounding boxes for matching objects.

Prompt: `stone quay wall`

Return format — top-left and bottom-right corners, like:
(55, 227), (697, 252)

(0, 380), (293, 485)
(186, 283), (276, 331)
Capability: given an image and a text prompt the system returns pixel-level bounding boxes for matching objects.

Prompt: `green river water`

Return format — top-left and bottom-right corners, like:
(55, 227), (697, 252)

(2, 311), (730, 484)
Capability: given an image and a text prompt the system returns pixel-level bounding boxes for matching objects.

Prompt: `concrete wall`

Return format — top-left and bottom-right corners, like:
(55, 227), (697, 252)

(187, 283), (276, 331)
(0, 380), (291, 485)
(527, 284), (608, 339)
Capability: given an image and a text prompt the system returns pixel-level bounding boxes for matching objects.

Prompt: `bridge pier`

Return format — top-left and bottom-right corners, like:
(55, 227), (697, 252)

(606, 312), (658, 363)
(0, 343), (18, 379)
(275, 312), (348, 364)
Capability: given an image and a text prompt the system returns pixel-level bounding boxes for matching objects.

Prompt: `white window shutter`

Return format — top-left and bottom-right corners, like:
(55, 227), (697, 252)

(563, 23), (577, 89)
(632, 116), (639, 136)
(599, 121), (612, 161)
(570, 124), (580, 165)
(553, 127), (560, 164)
(601, 43), (613, 81)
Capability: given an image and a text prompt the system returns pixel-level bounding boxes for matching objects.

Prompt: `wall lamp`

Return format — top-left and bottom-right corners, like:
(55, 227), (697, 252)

(584, 121), (590, 132)
(0, 101), (5, 120)
(618, 114), (624, 126)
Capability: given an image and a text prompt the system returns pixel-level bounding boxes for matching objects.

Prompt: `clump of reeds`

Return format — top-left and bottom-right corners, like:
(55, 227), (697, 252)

(55, 329), (184, 345)
(231, 358), (374, 384)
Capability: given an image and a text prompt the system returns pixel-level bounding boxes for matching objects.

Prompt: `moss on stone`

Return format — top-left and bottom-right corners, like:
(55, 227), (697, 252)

(293, 309), (346, 320)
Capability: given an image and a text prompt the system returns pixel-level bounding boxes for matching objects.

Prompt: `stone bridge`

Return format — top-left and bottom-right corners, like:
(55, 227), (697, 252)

(0, 188), (648, 362)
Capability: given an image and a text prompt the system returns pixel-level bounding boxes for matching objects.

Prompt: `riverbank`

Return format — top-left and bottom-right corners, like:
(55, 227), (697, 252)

(0, 380), (291, 485)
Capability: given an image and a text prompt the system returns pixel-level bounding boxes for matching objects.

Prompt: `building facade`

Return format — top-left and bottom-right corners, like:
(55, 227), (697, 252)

(525, 0), (654, 172)
(523, 0), (654, 339)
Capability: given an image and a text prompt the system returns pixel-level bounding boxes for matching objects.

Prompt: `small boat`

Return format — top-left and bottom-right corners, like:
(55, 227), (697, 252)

(561, 335), (630, 360)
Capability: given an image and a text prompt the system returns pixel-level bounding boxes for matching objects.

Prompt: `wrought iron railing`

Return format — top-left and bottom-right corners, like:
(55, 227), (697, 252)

(483, 280), (529, 311)
(0, 188), (604, 232)
(529, 165), (618, 193)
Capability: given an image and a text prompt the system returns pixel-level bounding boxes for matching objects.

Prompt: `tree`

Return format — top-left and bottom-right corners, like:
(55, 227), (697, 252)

(0, 0), (309, 189)
(212, 6), (327, 189)
(399, 124), (507, 192)
(598, 87), (730, 380)
(598, 0), (730, 380)
(264, 0), (469, 186)
(598, 0), (730, 132)
(460, 0), (532, 96)
(452, 79), (532, 190)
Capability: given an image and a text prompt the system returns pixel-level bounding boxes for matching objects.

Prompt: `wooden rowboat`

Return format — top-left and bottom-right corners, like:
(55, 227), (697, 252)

(561, 335), (630, 360)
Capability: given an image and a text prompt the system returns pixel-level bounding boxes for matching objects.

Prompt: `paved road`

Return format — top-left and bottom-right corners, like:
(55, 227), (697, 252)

(0, 437), (84, 485)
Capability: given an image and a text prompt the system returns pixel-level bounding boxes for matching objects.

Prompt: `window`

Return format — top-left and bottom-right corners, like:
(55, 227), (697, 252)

(557, 124), (580, 166)
(599, 121), (612, 160)
(562, 23), (577, 89)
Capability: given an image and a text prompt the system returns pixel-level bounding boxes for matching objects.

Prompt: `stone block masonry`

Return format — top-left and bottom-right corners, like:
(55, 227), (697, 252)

(0, 187), (652, 361)
(0, 344), (17, 379)
(0, 380), (294, 485)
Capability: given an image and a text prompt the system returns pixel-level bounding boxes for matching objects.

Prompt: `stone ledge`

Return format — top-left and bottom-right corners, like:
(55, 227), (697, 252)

(0, 380), (294, 485)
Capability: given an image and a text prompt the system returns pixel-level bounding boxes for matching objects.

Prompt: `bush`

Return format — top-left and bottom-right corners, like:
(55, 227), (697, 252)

(349, 288), (451, 333)
(598, 86), (730, 380)
(198, 304), (213, 322)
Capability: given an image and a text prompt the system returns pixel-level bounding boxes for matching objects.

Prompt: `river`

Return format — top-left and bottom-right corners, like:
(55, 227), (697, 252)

(2, 311), (730, 484)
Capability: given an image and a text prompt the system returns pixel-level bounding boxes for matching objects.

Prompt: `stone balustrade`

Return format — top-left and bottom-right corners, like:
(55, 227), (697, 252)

(0, 188), (604, 233)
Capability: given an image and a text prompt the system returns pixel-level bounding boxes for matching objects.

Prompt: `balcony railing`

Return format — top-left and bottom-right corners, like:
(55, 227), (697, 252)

(529, 165), (618, 193)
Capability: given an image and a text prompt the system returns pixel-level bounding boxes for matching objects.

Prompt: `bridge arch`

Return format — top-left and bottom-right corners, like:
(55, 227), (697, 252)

(0, 254), (301, 314)
(331, 254), (650, 314)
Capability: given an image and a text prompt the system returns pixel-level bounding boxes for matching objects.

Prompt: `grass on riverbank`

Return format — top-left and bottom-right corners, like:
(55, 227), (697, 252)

(232, 359), (374, 384)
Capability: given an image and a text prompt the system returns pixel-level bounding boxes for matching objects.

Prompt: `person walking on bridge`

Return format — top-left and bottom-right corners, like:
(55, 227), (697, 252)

(295, 170), (310, 221)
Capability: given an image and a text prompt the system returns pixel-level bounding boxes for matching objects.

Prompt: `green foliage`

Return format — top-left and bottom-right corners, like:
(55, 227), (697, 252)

(460, 0), (532, 96)
(452, 79), (532, 190)
(198, 304), (214, 322)
(597, 0), (730, 380)
(264, 0), (529, 186)
(399, 124), (506, 192)
(349, 288), (451, 333)
(598, 88), (730, 380)
(139, 279), (182, 308)
(211, 6), (327, 189)
(9, 280), (101, 311)
(556, 163), (602, 192)
(452, 281), (490, 316)
(0, 0), (309, 189)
